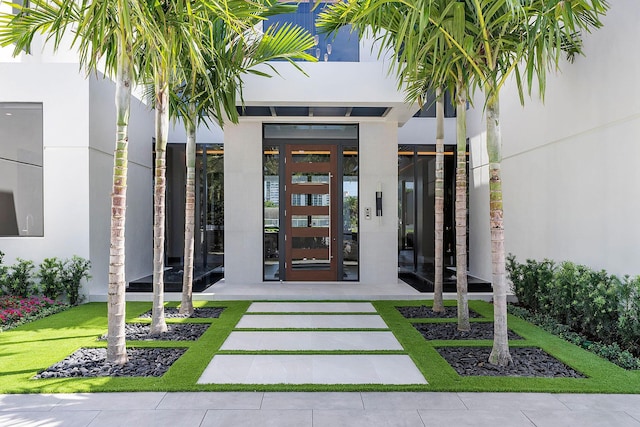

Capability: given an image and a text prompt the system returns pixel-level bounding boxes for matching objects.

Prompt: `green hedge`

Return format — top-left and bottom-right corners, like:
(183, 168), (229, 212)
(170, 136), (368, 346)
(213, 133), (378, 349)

(0, 251), (91, 305)
(507, 255), (640, 357)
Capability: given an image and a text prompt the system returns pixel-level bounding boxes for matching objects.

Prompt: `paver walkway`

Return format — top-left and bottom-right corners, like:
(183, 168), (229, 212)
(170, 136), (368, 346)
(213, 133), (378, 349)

(3, 392), (640, 426)
(197, 302), (427, 385)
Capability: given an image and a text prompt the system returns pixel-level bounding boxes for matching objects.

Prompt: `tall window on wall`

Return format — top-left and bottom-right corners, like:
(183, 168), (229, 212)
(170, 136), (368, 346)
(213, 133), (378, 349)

(0, 103), (43, 237)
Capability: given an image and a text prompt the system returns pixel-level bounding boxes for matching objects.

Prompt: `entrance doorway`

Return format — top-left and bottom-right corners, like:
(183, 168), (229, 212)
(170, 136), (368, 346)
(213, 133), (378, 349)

(284, 144), (338, 281)
(262, 124), (359, 282)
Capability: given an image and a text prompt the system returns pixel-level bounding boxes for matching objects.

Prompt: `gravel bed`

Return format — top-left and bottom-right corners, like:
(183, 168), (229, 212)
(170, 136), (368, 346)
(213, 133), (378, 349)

(413, 321), (522, 340)
(138, 307), (225, 319)
(99, 323), (209, 341)
(34, 348), (186, 379)
(397, 305), (481, 319)
(438, 347), (585, 378)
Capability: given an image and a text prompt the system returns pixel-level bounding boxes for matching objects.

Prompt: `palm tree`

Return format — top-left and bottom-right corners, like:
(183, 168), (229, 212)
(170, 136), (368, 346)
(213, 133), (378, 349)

(0, 0), (165, 364)
(0, 0), (269, 356)
(172, 18), (315, 315)
(433, 87), (445, 313)
(319, 0), (608, 365)
(318, 0), (467, 317)
(436, 0), (608, 366)
(138, 0), (313, 333)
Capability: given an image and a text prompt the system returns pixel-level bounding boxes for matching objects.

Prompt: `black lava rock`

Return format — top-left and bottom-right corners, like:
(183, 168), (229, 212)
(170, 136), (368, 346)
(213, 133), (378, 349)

(99, 323), (209, 341)
(396, 306), (481, 319)
(34, 347), (186, 379)
(138, 307), (225, 319)
(437, 346), (585, 378)
(413, 321), (523, 340)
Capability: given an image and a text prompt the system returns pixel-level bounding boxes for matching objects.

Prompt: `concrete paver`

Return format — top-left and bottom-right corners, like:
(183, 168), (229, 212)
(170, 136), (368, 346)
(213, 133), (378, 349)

(200, 409), (312, 427)
(156, 392), (264, 410)
(88, 409), (207, 427)
(247, 302), (377, 313)
(522, 410), (640, 427)
(220, 331), (404, 351)
(416, 410), (535, 427)
(235, 314), (388, 329)
(0, 410), (99, 427)
(197, 354), (428, 385)
(3, 392), (640, 427)
(260, 392), (364, 410)
(361, 392), (467, 410)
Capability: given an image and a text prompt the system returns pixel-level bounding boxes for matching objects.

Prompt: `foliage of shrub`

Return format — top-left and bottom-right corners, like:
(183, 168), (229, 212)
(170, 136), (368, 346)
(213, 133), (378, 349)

(0, 251), (7, 296)
(38, 257), (65, 300)
(507, 255), (640, 358)
(508, 305), (640, 370)
(0, 252), (91, 305)
(1, 258), (37, 297)
(61, 256), (91, 305)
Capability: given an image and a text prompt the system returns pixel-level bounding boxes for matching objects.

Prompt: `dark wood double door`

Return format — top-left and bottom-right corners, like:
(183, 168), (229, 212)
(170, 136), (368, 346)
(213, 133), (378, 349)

(284, 144), (338, 281)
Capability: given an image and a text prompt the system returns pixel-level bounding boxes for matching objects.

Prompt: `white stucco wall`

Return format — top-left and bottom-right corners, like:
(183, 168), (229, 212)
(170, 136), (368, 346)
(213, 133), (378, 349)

(358, 122), (399, 284)
(0, 63), (92, 267)
(88, 75), (155, 296)
(466, 0), (640, 280)
(223, 121), (264, 284)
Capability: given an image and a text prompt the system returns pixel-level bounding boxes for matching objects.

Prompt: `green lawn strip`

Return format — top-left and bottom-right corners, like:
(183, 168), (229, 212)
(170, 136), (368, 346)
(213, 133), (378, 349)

(0, 301), (249, 393)
(2, 299), (640, 393)
(374, 300), (640, 393)
(0, 303), (115, 393)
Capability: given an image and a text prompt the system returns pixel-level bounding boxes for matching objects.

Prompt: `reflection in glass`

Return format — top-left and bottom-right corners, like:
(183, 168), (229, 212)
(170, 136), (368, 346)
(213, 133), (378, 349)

(292, 151), (330, 163)
(0, 103), (43, 236)
(293, 236), (329, 250)
(398, 145), (463, 284)
(195, 145), (224, 270)
(342, 146), (359, 280)
(292, 194), (329, 207)
(291, 172), (329, 184)
(263, 146), (280, 280)
(292, 215), (329, 228)
(398, 147), (416, 273)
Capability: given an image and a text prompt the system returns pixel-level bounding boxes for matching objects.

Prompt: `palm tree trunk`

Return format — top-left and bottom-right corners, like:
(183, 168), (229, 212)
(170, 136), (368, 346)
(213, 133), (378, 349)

(486, 92), (512, 366)
(106, 46), (131, 365)
(150, 77), (169, 335)
(433, 87), (445, 312)
(455, 83), (470, 332)
(180, 105), (196, 315)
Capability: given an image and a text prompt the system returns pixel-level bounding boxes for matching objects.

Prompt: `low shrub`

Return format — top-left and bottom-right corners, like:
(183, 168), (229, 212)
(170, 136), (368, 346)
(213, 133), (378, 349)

(1, 258), (37, 297)
(60, 256), (91, 305)
(508, 305), (640, 370)
(507, 255), (640, 357)
(38, 257), (65, 300)
(0, 252), (91, 305)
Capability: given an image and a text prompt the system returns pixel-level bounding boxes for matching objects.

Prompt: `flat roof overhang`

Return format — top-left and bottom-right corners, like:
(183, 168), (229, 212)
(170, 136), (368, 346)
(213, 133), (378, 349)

(236, 61), (419, 125)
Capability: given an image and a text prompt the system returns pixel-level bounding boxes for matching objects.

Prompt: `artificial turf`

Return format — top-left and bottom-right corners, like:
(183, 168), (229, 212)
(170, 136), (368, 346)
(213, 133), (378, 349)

(0, 299), (639, 393)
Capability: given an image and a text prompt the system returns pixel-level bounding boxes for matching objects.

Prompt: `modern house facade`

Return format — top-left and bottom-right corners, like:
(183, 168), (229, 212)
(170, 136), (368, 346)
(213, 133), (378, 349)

(1, 0), (638, 300)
